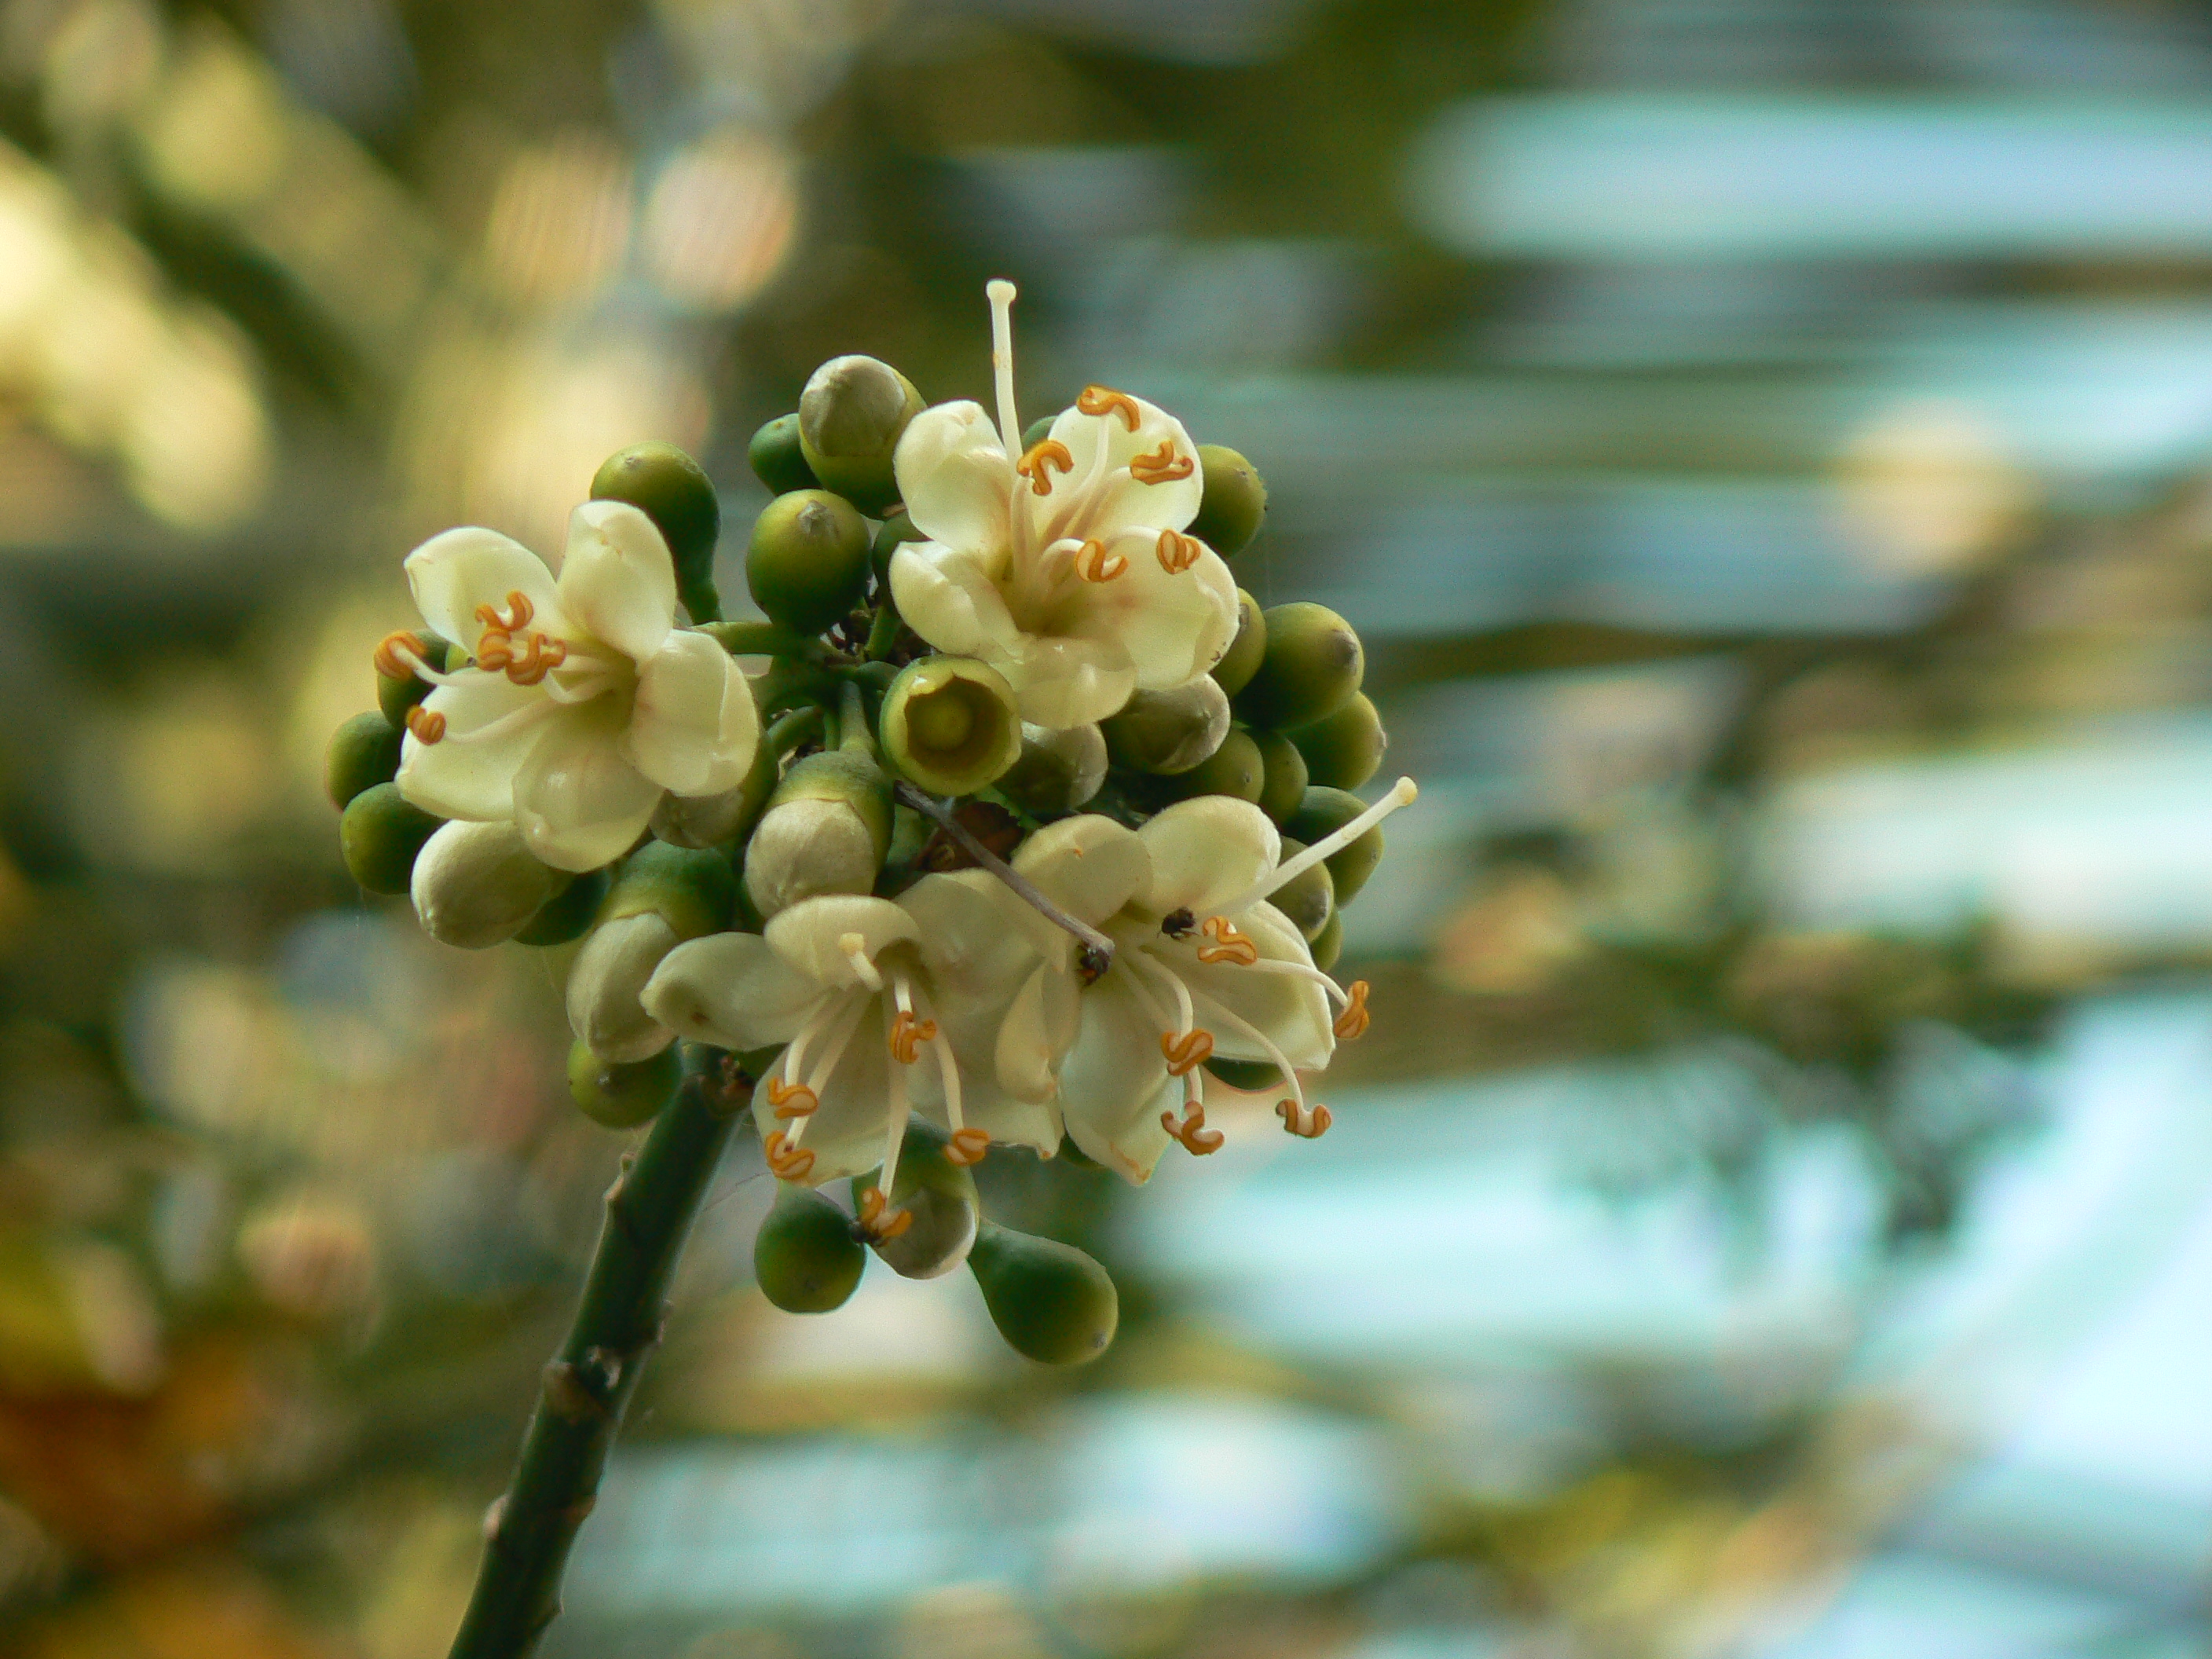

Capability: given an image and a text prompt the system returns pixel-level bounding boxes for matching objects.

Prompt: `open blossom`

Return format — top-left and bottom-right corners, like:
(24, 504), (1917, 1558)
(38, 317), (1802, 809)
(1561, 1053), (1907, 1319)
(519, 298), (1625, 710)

(640, 878), (1078, 1229)
(1016, 783), (1415, 1182)
(386, 500), (758, 872)
(888, 280), (1239, 730)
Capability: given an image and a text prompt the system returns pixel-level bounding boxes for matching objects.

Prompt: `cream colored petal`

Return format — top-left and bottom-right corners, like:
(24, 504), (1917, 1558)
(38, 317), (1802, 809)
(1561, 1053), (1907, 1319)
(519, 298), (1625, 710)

(1006, 632), (1137, 729)
(1057, 972), (1174, 1185)
(765, 895), (921, 988)
(1177, 901), (1334, 1071)
(1013, 815), (1149, 926)
(993, 963), (1069, 1104)
(764, 1007), (896, 1187)
(643, 931), (822, 1050)
(394, 669), (549, 821)
(512, 705), (661, 871)
(888, 540), (1024, 666)
(904, 871), (1057, 991)
(947, 1072), (1063, 1159)
(1137, 795), (1280, 917)
(556, 500), (678, 662)
(624, 630), (759, 796)
(1031, 396), (1203, 547)
(567, 913), (679, 1063)
(1064, 533), (1238, 691)
(893, 400), (1014, 553)
(405, 526), (563, 656)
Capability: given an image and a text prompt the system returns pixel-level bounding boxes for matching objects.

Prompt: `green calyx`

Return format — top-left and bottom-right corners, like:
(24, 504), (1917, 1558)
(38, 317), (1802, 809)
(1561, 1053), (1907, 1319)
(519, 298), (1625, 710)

(566, 1040), (681, 1129)
(1233, 602), (1364, 731)
(591, 442), (722, 624)
(339, 783), (441, 895)
(797, 354), (923, 517)
(1289, 692), (1386, 792)
(1210, 589), (1266, 698)
(853, 1118), (980, 1280)
(1285, 786), (1384, 903)
(748, 413), (819, 496)
(328, 710), (401, 808)
(747, 489), (872, 636)
(602, 841), (738, 941)
(754, 1185), (865, 1313)
(1188, 444), (1266, 557)
(880, 656), (1023, 796)
(968, 1221), (1119, 1366)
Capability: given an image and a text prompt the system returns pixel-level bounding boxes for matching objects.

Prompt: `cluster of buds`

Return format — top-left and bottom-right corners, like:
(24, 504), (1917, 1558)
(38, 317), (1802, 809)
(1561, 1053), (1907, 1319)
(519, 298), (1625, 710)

(328, 281), (1414, 1365)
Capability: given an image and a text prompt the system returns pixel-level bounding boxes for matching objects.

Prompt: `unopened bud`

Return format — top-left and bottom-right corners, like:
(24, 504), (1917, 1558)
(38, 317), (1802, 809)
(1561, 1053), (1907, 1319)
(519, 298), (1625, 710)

(995, 720), (1108, 815)
(591, 441), (722, 623)
(1188, 444), (1266, 557)
(1209, 588), (1266, 698)
(566, 1039), (680, 1128)
(1102, 676), (1230, 775)
(340, 782), (441, 895)
(747, 489), (872, 635)
(1154, 727), (1263, 805)
(376, 633), (454, 727)
(328, 711), (401, 808)
(514, 866), (609, 947)
(1309, 905), (1344, 972)
(754, 1185), (865, 1312)
(412, 820), (567, 949)
(570, 844), (738, 1060)
(1284, 786), (1384, 903)
(748, 412), (819, 496)
(968, 1220), (1118, 1365)
(1253, 727), (1309, 825)
(880, 656), (1023, 796)
(1290, 692), (1386, 791)
(799, 354), (923, 515)
(854, 1119), (978, 1280)
(744, 750), (891, 917)
(1267, 837), (1335, 943)
(1233, 602), (1364, 731)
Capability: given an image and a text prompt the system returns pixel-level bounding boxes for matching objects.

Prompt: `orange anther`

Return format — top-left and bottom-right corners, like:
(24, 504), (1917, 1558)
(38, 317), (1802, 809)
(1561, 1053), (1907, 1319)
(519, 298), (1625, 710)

(374, 630), (428, 680)
(1161, 1101), (1224, 1155)
(888, 1009), (938, 1065)
(1016, 438), (1075, 496)
(1333, 980), (1371, 1041)
(1159, 1028), (1214, 1077)
(856, 1186), (913, 1240)
(1276, 1100), (1332, 1139)
(766, 1078), (819, 1120)
(503, 633), (568, 687)
(1075, 539), (1127, 582)
(1155, 529), (1202, 573)
(1130, 439), (1193, 485)
(1196, 915), (1259, 966)
(1076, 384), (1142, 430)
(475, 632), (513, 672)
(405, 704), (446, 743)
(764, 1130), (816, 1181)
(946, 1127), (991, 1166)
(474, 591), (533, 633)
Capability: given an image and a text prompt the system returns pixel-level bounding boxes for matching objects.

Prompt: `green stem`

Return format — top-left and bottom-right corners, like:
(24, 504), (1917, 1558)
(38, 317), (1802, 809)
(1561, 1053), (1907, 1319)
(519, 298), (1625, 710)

(838, 678), (877, 761)
(447, 1059), (751, 1659)
(863, 603), (901, 661)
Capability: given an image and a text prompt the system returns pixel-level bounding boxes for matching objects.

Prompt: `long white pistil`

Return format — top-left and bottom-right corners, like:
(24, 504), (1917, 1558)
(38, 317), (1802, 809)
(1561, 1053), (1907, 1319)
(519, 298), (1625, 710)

(987, 279), (1020, 456)
(1221, 776), (1419, 917)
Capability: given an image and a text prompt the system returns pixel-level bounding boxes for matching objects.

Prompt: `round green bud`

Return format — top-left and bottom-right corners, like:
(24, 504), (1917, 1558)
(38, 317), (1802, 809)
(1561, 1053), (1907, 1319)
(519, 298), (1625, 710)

(514, 866), (607, 947)
(880, 657), (1023, 796)
(339, 783), (441, 895)
(327, 711), (401, 808)
(1202, 1057), (1278, 1092)
(1022, 416), (1054, 449)
(1209, 589), (1266, 698)
(754, 1185), (865, 1313)
(853, 1119), (980, 1280)
(872, 510), (921, 585)
(747, 489), (872, 635)
(1309, 906), (1344, 973)
(1103, 678), (1231, 776)
(748, 412), (819, 496)
(566, 1039), (680, 1129)
(1267, 837), (1335, 943)
(1253, 727), (1308, 825)
(1159, 727), (1263, 805)
(969, 1221), (1118, 1366)
(604, 840), (738, 941)
(375, 633), (452, 727)
(412, 819), (567, 949)
(1285, 786), (1383, 903)
(745, 749), (892, 917)
(1189, 444), (1266, 557)
(797, 354), (923, 516)
(1289, 692), (1386, 792)
(591, 442), (720, 605)
(995, 721), (1108, 815)
(1233, 602), (1364, 731)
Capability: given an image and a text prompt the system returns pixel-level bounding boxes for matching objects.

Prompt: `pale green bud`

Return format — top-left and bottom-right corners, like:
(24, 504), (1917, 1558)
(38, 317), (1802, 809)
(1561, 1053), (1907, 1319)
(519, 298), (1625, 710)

(995, 720), (1108, 815)
(755, 1185), (864, 1312)
(853, 1119), (980, 1280)
(879, 656), (1023, 796)
(968, 1221), (1118, 1365)
(566, 1040), (680, 1129)
(1102, 676), (1231, 775)
(743, 750), (891, 917)
(798, 354), (923, 516)
(567, 913), (681, 1063)
(411, 820), (568, 949)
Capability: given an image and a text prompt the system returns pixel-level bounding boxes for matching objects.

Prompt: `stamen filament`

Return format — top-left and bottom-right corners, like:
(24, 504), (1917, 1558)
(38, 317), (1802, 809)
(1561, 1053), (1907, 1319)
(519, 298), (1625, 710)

(1126, 945), (1196, 1035)
(988, 278), (1020, 456)
(1188, 983), (1308, 1117)
(1224, 777), (1419, 917)
(840, 932), (884, 993)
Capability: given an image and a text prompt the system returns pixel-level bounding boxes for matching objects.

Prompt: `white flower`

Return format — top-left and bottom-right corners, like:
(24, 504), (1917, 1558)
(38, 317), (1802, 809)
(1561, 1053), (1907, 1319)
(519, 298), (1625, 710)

(640, 878), (1079, 1230)
(1016, 780), (1416, 1182)
(888, 280), (1239, 730)
(387, 500), (759, 873)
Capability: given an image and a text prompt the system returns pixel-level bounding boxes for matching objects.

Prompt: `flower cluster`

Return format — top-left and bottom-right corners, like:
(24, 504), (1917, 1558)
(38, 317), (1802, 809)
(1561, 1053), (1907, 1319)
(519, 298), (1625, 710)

(328, 281), (1413, 1364)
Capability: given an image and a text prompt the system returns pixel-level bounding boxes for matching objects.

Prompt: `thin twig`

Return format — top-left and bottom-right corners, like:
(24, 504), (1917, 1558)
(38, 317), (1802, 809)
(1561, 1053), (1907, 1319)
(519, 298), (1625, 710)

(892, 780), (1115, 978)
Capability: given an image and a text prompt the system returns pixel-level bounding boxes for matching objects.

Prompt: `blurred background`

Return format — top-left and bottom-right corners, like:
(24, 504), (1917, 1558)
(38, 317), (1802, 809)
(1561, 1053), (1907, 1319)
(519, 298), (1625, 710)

(7, 0), (2212, 1654)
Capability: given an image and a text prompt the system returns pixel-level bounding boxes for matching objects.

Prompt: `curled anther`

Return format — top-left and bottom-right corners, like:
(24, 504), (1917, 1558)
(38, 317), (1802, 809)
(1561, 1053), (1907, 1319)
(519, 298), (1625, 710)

(1276, 1099), (1332, 1139)
(946, 1126), (991, 1166)
(855, 1185), (913, 1240)
(1130, 439), (1193, 485)
(1196, 915), (1259, 966)
(1333, 980), (1372, 1041)
(1016, 438), (1075, 496)
(475, 591), (534, 633)
(1077, 384), (1142, 430)
(1161, 1101), (1223, 1155)
(405, 703), (446, 743)
(1160, 1028), (1214, 1077)
(504, 633), (568, 687)
(374, 629), (429, 679)
(1155, 529), (1202, 573)
(766, 1077), (819, 1119)
(1075, 539), (1127, 582)
(888, 1009), (938, 1065)
(764, 1130), (815, 1181)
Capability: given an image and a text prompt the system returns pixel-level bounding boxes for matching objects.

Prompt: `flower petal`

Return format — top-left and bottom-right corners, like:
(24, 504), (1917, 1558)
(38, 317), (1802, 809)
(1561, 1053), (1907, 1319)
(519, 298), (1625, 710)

(765, 895), (921, 988)
(767, 1002), (896, 1186)
(1029, 394), (1203, 548)
(625, 630), (759, 796)
(643, 931), (822, 1050)
(512, 705), (661, 871)
(1065, 532), (1238, 692)
(395, 669), (550, 821)
(1006, 633), (1137, 729)
(1178, 901), (1334, 1071)
(557, 500), (677, 661)
(406, 527), (562, 656)
(1014, 815), (1149, 927)
(888, 541), (1026, 667)
(1137, 795), (1280, 917)
(1056, 972), (1174, 1184)
(893, 400), (1013, 555)
(992, 961), (1078, 1105)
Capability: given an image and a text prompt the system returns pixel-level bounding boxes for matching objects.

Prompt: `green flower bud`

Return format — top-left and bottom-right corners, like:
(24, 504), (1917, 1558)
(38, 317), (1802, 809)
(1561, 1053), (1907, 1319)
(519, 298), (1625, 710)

(1309, 906), (1344, 972)
(1289, 692), (1386, 792)
(654, 703), (827, 851)
(571, 844), (738, 1062)
(1103, 677), (1231, 775)
(591, 441), (721, 622)
(879, 657), (1023, 796)
(1285, 786), (1383, 903)
(743, 749), (892, 917)
(411, 820), (567, 949)
(1253, 727), (1308, 825)
(1202, 1057), (1278, 1091)
(853, 1119), (980, 1280)
(1188, 444), (1266, 557)
(968, 1221), (1118, 1366)
(604, 840), (739, 939)
(1209, 589), (1266, 698)
(748, 412), (819, 496)
(327, 711), (401, 808)
(797, 354), (923, 516)
(872, 511), (920, 586)
(339, 783), (441, 895)
(1155, 727), (1263, 805)
(1022, 416), (1054, 449)
(747, 489), (872, 635)
(1233, 602), (1364, 731)
(1267, 837), (1335, 943)
(376, 632), (452, 727)
(566, 1039), (680, 1129)
(515, 866), (608, 947)
(754, 1185), (864, 1313)
(995, 721), (1108, 815)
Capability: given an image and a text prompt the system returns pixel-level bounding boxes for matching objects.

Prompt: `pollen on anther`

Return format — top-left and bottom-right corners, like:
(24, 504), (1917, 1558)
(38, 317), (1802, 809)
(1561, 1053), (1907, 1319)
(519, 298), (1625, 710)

(1195, 915), (1259, 966)
(1076, 385), (1142, 430)
(1016, 438), (1075, 496)
(1160, 1028), (1214, 1076)
(946, 1127), (991, 1166)
(1276, 1100), (1331, 1139)
(1155, 529), (1201, 574)
(767, 1078), (819, 1119)
(405, 704), (446, 744)
(1130, 439), (1193, 485)
(374, 630), (428, 680)
(1076, 539), (1127, 582)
